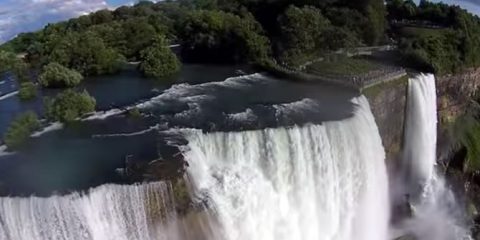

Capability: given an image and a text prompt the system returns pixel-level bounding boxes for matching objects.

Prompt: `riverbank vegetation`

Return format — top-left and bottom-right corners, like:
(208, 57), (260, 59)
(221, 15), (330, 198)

(39, 63), (84, 88)
(139, 36), (180, 78)
(0, 51), (31, 83)
(1, 0), (479, 76)
(44, 90), (96, 122)
(387, 0), (480, 74)
(3, 112), (40, 150)
(0, 0), (388, 71)
(18, 82), (37, 101)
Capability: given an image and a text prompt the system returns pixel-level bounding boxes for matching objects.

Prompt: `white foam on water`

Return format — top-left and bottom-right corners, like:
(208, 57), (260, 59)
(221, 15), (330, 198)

(0, 91), (18, 101)
(92, 124), (162, 138)
(226, 108), (257, 122)
(83, 108), (125, 121)
(31, 122), (64, 138)
(0, 145), (13, 157)
(136, 73), (266, 109)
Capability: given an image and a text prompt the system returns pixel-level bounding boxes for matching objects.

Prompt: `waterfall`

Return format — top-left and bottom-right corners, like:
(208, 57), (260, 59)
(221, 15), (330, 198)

(399, 74), (470, 240)
(0, 182), (184, 240)
(0, 95), (390, 239)
(182, 96), (390, 240)
(402, 73), (438, 197)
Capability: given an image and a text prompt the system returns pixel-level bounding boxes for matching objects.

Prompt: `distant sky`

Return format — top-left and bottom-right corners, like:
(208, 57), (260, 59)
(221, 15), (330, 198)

(0, 0), (479, 43)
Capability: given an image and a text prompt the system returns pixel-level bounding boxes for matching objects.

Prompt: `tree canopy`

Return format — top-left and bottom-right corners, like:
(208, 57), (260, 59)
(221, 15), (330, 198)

(18, 82), (37, 101)
(44, 90), (96, 122)
(387, 0), (480, 74)
(39, 62), (84, 88)
(1, 0), (479, 75)
(3, 112), (40, 150)
(139, 36), (180, 78)
(180, 10), (271, 63)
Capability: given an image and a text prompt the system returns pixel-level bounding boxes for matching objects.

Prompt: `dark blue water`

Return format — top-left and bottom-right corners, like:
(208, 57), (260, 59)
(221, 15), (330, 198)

(0, 64), (247, 196)
(0, 64), (357, 197)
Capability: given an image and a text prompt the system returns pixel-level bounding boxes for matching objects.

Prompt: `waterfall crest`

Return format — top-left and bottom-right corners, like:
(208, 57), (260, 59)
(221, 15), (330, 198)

(182, 96), (390, 240)
(399, 73), (470, 240)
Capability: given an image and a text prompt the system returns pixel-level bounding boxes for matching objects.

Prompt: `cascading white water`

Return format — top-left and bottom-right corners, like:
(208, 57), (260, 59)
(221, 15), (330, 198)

(0, 182), (182, 240)
(182, 96), (390, 240)
(402, 73), (438, 197)
(0, 75), (391, 240)
(400, 74), (471, 240)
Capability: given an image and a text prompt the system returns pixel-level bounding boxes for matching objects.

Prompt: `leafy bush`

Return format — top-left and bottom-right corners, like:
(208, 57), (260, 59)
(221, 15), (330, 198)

(0, 50), (31, 82)
(139, 36), (180, 78)
(39, 62), (83, 88)
(18, 82), (37, 101)
(45, 90), (96, 122)
(3, 112), (40, 150)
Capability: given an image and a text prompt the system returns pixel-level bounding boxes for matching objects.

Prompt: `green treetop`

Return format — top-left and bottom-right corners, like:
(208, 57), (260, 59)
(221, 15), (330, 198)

(139, 36), (180, 79)
(44, 90), (96, 122)
(39, 62), (84, 88)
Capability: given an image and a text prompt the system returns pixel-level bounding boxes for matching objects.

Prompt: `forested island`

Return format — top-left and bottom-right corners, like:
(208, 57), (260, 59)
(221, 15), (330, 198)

(1, 0), (480, 149)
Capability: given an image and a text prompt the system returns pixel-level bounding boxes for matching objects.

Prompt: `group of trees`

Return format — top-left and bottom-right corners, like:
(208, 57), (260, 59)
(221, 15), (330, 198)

(2, 0), (388, 70)
(139, 36), (180, 78)
(180, 10), (271, 64)
(388, 0), (480, 74)
(6, 0), (480, 75)
(0, 51), (31, 84)
(0, 51), (37, 102)
(39, 62), (84, 88)
(44, 90), (96, 122)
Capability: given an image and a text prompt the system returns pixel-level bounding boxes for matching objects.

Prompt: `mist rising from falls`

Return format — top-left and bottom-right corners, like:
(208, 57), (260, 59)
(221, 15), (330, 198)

(182, 96), (390, 240)
(399, 74), (470, 240)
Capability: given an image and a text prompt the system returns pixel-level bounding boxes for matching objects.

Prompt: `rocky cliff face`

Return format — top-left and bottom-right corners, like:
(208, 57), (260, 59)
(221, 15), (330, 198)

(366, 69), (480, 238)
(437, 68), (480, 238)
(365, 77), (408, 169)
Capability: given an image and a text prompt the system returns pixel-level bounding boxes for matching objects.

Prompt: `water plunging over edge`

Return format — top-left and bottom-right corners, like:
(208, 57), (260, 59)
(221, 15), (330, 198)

(398, 73), (471, 240)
